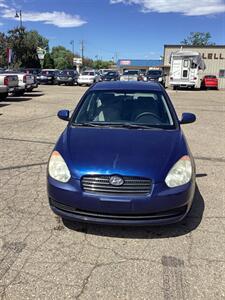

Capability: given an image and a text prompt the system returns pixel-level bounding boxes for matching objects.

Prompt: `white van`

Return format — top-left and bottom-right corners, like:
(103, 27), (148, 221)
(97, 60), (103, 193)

(169, 50), (206, 89)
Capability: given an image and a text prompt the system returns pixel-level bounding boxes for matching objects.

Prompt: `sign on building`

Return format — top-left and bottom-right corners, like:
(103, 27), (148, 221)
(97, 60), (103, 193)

(37, 48), (46, 60)
(73, 57), (82, 65)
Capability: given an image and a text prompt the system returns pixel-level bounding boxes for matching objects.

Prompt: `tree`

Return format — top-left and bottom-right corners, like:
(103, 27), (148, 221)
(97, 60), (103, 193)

(181, 32), (215, 46)
(92, 59), (114, 70)
(6, 27), (49, 68)
(43, 52), (55, 69)
(82, 57), (94, 69)
(0, 33), (7, 67)
(51, 46), (76, 69)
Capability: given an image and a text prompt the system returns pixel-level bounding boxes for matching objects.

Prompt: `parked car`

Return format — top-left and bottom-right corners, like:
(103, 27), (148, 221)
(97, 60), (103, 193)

(99, 69), (114, 77)
(38, 69), (59, 85)
(120, 70), (143, 81)
(0, 83), (8, 101)
(23, 68), (40, 90)
(4, 71), (34, 96)
(0, 74), (18, 100)
(77, 70), (101, 86)
(47, 81), (196, 226)
(102, 71), (120, 81)
(201, 75), (218, 90)
(56, 70), (79, 86)
(145, 69), (166, 87)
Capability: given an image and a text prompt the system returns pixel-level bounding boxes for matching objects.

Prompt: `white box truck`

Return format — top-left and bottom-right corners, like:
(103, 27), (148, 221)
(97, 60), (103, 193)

(169, 50), (206, 90)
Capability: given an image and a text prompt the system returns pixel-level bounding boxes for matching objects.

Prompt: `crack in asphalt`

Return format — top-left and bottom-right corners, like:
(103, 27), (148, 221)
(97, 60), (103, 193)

(195, 156), (225, 163)
(0, 137), (55, 145)
(0, 162), (48, 171)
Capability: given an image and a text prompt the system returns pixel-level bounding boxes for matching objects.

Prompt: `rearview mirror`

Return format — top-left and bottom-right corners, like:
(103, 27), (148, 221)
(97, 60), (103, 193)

(180, 113), (196, 124)
(57, 110), (70, 121)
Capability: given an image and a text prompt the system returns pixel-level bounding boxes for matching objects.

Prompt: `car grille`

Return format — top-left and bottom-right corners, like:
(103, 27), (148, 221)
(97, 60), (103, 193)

(81, 175), (152, 195)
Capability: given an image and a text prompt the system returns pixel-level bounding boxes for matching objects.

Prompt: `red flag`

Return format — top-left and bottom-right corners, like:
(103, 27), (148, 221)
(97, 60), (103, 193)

(7, 48), (13, 64)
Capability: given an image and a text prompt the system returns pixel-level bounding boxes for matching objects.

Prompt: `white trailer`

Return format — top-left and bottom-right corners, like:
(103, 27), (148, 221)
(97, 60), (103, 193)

(169, 50), (206, 89)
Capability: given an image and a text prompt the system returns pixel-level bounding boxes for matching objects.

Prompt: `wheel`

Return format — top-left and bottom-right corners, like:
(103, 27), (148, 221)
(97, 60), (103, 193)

(13, 91), (25, 97)
(173, 86), (177, 90)
(0, 92), (8, 101)
(58, 83), (61, 86)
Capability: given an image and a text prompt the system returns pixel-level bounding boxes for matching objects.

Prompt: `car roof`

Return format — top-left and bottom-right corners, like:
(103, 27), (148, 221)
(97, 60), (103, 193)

(90, 81), (163, 92)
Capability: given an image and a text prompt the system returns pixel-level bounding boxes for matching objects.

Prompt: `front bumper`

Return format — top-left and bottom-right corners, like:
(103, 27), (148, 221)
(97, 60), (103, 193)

(48, 177), (195, 226)
(9, 86), (25, 93)
(77, 79), (94, 85)
(39, 78), (53, 84)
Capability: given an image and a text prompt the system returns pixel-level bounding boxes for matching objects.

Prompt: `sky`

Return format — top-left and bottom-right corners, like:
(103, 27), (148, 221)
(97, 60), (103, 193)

(0, 0), (225, 60)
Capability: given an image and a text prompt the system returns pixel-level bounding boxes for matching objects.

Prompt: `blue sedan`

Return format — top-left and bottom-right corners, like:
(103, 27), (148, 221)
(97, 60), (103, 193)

(47, 81), (196, 226)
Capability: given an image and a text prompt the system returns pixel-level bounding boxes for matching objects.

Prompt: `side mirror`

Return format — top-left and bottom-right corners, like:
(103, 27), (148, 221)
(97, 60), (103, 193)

(57, 110), (70, 121)
(180, 113), (196, 124)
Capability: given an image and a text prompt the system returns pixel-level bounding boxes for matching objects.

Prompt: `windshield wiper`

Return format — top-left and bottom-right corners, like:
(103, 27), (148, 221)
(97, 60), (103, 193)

(73, 122), (101, 127)
(73, 122), (162, 129)
(116, 123), (161, 129)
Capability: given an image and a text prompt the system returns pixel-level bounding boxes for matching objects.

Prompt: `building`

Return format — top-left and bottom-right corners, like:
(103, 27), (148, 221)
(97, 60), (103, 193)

(163, 45), (225, 88)
(117, 59), (162, 73)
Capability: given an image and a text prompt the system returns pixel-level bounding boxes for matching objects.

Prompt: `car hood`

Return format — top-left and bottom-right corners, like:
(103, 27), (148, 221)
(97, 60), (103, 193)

(122, 74), (138, 77)
(147, 75), (161, 79)
(57, 127), (188, 183)
(104, 75), (116, 79)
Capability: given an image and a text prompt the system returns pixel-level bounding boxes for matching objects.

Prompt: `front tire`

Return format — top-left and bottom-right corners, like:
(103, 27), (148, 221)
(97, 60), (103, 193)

(0, 92), (8, 101)
(13, 91), (25, 97)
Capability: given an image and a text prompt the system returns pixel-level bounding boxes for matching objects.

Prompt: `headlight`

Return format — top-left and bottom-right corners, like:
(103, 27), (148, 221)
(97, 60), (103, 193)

(165, 156), (192, 188)
(158, 77), (163, 81)
(143, 76), (147, 81)
(48, 151), (71, 183)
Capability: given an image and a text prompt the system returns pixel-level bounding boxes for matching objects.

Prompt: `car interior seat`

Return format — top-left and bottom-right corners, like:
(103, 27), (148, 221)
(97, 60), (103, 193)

(94, 93), (122, 122)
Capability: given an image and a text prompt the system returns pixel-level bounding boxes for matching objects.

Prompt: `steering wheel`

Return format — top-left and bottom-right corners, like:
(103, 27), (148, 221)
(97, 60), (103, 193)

(135, 112), (161, 122)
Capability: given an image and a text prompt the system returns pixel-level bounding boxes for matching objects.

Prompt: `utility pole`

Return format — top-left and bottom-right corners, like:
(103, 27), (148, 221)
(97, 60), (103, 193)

(70, 40), (75, 57)
(80, 40), (84, 65)
(15, 10), (22, 29)
(114, 52), (119, 64)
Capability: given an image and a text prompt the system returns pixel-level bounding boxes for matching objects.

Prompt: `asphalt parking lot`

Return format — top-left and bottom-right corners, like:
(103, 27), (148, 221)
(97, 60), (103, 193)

(0, 85), (225, 299)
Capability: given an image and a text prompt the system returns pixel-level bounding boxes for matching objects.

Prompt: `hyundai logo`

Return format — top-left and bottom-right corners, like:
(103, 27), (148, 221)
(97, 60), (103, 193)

(109, 175), (124, 186)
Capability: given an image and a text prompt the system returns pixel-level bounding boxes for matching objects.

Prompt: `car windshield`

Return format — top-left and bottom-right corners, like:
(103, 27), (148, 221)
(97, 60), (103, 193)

(72, 91), (175, 129)
(205, 75), (216, 79)
(42, 71), (55, 75)
(82, 71), (95, 76)
(59, 71), (75, 76)
(106, 72), (117, 76)
(123, 70), (139, 75)
(147, 70), (162, 76)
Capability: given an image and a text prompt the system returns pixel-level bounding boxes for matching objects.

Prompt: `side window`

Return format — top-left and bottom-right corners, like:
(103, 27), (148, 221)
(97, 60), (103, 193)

(219, 69), (225, 78)
(183, 60), (189, 68)
(191, 62), (197, 68)
(183, 70), (188, 78)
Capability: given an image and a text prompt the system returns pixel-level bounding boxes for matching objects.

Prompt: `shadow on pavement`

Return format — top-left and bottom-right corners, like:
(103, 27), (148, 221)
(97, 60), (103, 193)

(62, 185), (204, 239)
(0, 104), (10, 108)
(6, 97), (32, 102)
(25, 93), (44, 97)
